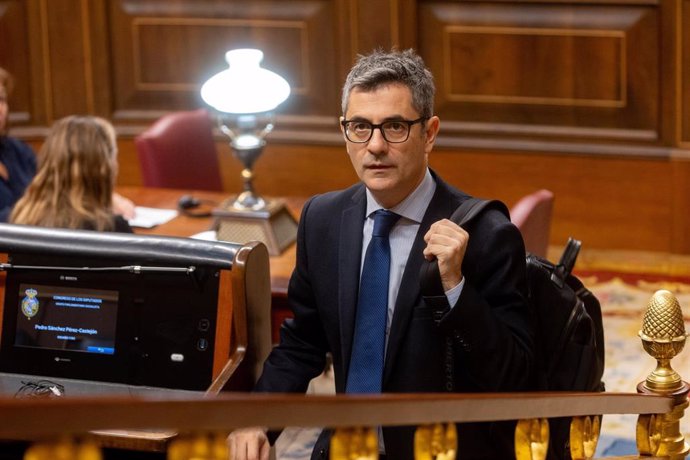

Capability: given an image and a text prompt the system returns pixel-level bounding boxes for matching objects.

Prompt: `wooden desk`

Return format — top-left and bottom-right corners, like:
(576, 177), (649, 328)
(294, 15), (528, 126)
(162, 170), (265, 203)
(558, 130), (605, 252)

(117, 186), (301, 342)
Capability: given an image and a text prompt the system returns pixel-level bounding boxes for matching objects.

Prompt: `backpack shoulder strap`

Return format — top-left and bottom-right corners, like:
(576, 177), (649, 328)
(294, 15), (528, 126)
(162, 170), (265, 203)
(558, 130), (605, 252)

(419, 198), (509, 298)
(449, 198), (508, 228)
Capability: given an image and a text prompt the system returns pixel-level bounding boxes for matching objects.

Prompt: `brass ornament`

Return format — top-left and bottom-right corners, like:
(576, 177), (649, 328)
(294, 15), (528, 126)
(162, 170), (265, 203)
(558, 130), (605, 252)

(636, 401), (690, 459)
(414, 425), (432, 460)
(23, 437), (102, 460)
(23, 445), (53, 460)
(569, 415), (600, 460)
(636, 289), (690, 459)
(514, 418), (549, 460)
(167, 437), (191, 460)
(414, 423), (457, 460)
(330, 426), (377, 460)
(639, 290), (689, 392)
(168, 433), (228, 460)
(636, 413), (662, 455)
(75, 441), (102, 460)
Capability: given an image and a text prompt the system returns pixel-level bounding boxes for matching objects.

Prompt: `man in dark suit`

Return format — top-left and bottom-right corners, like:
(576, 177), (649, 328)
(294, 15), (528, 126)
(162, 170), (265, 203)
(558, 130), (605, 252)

(229, 49), (534, 460)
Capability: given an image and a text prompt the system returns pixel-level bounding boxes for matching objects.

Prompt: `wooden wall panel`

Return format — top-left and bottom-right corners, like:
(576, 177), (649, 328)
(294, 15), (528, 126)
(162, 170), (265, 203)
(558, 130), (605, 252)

(672, 154), (690, 253)
(677, 0), (690, 146)
(445, 31), (624, 106)
(429, 149), (673, 253)
(112, 139), (678, 252)
(42, 0), (94, 118)
(419, 3), (659, 144)
(108, 0), (339, 123)
(0, 0), (34, 123)
(1, 0), (112, 126)
(3, 0), (690, 253)
(347, 0), (395, 55)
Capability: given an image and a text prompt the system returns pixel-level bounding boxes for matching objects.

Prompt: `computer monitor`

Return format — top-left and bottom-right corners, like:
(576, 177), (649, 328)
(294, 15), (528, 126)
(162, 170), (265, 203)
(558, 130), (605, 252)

(0, 224), (256, 393)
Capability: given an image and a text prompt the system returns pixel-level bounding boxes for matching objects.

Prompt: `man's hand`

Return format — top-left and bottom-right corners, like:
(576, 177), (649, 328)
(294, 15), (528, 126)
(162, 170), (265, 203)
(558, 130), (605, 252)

(227, 427), (270, 460)
(423, 218), (468, 292)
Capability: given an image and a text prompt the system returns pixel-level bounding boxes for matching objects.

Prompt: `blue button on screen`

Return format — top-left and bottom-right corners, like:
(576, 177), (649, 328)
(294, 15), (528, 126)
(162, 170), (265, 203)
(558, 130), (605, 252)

(87, 346), (115, 355)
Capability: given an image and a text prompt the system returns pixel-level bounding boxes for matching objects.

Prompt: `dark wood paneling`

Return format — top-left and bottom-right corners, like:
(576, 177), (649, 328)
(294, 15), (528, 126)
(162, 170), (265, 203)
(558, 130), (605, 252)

(397, 0), (419, 48)
(43, 0), (93, 118)
(115, 139), (356, 199)
(4, 0), (690, 254)
(672, 155), (690, 253)
(682, 2), (690, 144)
(112, 138), (678, 253)
(429, 149), (673, 252)
(419, 3), (659, 143)
(658, 0), (678, 147)
(350, 0), (394, 53)
(88, 0), (115, 117)
(445, 31), (623, 104)
(0, 0), (33, 123)
(108, 0), (339, 121)
(1, 0), (108, 125)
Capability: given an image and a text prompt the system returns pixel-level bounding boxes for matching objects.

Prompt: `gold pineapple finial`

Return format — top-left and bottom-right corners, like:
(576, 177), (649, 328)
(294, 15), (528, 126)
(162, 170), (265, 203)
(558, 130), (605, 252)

(639, 289), (688, 392)
(636, 290), (690, 459)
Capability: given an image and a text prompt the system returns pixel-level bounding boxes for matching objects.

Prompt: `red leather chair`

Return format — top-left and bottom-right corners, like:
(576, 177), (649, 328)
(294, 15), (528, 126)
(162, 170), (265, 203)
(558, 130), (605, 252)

(510, 189), (554, 258)
(135, 109), (224, 191)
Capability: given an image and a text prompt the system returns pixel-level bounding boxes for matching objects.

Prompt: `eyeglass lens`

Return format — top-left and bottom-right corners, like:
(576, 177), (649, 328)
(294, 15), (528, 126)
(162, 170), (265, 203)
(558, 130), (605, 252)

(345, 121), (412, 143)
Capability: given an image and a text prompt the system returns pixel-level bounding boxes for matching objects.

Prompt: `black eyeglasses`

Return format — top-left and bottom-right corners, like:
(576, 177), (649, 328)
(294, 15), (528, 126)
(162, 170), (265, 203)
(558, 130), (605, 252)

(341, 117), (428, 144)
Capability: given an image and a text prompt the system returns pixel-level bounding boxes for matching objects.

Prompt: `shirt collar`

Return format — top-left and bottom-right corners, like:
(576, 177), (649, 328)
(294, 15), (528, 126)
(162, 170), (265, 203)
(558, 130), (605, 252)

(365, 168), (436, 223)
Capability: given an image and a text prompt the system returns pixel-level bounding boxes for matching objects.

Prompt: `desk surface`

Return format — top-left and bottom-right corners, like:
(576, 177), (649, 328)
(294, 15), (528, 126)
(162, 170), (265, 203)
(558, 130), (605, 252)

(117, 186), (302, 297)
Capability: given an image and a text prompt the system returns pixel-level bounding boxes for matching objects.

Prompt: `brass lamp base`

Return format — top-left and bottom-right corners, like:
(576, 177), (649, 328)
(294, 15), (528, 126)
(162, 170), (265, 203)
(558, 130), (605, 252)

(213, 197), (297, 256)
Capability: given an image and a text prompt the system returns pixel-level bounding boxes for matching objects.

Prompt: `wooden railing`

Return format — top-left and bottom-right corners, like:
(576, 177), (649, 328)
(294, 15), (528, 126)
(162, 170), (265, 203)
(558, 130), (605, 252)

(0, 392), (672, 437)
(0, 391), (676, 460)
(0, 291), (688, 460)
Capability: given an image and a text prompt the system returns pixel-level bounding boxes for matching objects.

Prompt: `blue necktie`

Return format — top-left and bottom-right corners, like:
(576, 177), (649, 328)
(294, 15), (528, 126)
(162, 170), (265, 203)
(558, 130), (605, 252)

(346, 209), (401, 393)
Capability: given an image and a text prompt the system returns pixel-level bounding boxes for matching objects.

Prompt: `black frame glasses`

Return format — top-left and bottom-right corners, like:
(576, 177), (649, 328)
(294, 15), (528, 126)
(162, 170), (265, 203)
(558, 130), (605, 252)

(341, 117), (428, 144)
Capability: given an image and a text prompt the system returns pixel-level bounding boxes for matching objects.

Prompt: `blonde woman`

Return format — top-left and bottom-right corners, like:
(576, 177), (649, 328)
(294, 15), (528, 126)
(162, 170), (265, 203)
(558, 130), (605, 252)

(10, 115), (132, 232)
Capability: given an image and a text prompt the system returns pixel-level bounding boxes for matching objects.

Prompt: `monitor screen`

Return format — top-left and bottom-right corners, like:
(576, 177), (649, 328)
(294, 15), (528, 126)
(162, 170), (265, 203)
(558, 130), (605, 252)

(0, 252), (223, 391)
(14, 284), (118, 355)
(0, 249), (222, 391)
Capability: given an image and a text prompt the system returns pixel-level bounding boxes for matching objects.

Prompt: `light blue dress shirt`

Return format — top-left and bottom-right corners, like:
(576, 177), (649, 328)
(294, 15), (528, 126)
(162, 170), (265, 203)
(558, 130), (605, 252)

(361, 168), (465, 346)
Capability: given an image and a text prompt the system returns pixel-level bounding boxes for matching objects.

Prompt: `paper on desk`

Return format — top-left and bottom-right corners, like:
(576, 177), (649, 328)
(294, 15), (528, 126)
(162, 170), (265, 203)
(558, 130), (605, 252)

(190, 230), (217, 241)
(128, 206), (178, 228)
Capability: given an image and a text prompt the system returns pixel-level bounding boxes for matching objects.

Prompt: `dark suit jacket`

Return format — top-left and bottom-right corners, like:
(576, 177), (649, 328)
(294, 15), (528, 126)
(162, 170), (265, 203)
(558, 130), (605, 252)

(255, 171), (534, 459)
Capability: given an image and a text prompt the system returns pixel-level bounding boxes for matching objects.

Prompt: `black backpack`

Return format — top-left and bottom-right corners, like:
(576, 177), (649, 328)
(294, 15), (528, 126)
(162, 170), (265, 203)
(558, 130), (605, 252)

(419, 198), (605, 460)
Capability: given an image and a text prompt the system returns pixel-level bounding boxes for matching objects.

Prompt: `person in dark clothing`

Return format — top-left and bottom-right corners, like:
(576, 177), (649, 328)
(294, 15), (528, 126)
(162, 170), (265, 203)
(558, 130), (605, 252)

(229, 49), (533, 460)
(10, 115), (132, 233)
(0, 67), (37, 222)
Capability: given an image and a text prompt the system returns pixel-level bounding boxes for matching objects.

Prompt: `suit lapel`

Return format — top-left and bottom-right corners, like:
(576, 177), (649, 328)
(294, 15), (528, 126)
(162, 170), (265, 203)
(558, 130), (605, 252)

(338, 187), (366, 374)
(383, 178), (460, 384)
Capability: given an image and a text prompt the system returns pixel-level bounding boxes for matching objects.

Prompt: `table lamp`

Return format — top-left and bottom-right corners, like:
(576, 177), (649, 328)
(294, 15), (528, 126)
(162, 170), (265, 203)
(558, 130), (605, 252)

(201, 48), (297, 256)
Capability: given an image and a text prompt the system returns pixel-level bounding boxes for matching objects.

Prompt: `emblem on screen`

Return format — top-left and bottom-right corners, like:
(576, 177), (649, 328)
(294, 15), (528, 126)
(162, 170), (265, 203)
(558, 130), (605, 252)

(21, 288), (39, 320)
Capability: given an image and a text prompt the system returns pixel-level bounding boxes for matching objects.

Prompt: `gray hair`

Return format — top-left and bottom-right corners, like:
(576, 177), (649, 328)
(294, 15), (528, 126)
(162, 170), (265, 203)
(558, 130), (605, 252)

(341, 49), (435, 118)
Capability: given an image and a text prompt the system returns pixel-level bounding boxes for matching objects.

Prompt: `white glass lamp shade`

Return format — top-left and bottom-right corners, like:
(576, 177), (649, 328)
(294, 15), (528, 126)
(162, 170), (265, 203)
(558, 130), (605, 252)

(201, 48), (290, 114)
